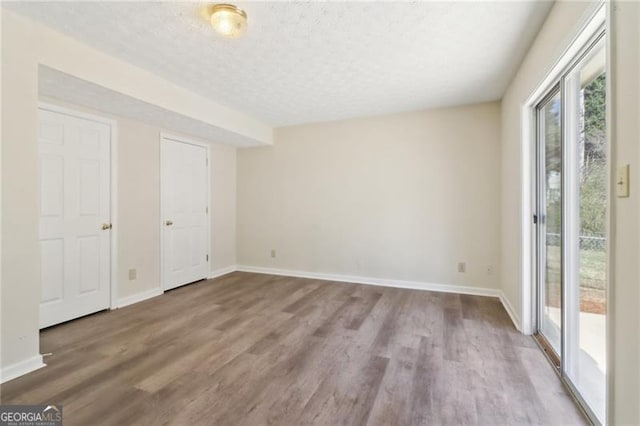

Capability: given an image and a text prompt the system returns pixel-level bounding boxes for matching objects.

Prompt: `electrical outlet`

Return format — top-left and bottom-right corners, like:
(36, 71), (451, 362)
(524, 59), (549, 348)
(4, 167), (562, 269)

(270, 249), (276, 258)
(487, 265), (494, 275)
(458, 262), (466, 273)
(128, 268), (137, 280)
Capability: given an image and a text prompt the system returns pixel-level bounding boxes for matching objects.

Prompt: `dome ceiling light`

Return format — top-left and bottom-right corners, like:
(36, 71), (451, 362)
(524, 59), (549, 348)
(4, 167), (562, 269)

(210, 3), (247, 38)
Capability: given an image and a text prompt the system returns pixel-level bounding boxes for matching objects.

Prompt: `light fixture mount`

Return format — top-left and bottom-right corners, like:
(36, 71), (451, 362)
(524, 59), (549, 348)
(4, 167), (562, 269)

(210, 3), (247, 39)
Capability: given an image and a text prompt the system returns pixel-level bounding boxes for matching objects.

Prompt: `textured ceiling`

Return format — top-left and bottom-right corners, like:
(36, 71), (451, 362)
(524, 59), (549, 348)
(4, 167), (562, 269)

(6, 1), (553, 127)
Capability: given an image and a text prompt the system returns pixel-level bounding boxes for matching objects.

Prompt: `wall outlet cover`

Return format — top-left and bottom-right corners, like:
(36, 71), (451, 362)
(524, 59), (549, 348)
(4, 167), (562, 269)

(616, 164), (630, 198)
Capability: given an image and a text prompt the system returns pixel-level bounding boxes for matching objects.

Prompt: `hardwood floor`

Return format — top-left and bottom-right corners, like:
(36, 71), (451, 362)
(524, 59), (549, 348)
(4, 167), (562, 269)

(0, 272), (587, 425)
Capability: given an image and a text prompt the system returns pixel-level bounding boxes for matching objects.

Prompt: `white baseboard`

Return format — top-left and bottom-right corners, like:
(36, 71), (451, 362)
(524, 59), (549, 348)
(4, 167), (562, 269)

(208, 265), (237, 280)
(499, 292), (522, 331)
(111, 265), (521, 332)
(235, 265), (501, 298)
(237, 265), (524, 331)
(0, 354), (45, 384)
(115, 265), (238, 310)
(116, 287), (163, 308)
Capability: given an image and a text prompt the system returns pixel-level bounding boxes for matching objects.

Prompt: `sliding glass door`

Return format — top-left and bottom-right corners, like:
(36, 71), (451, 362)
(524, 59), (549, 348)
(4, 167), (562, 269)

(565, 37), (607, 423)
(535, 33), (607, 425)
(537, 88), (563, 362)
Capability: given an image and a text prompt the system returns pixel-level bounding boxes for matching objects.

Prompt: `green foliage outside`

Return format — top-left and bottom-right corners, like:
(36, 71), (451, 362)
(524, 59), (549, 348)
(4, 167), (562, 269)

(543, 73), (607, 239)
(580, 74), (607, 238)
(543, 73), (607, 299)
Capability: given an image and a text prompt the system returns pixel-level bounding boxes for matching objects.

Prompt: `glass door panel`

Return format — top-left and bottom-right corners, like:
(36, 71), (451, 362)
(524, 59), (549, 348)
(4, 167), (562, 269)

(564, 38), (607, 424)
(537, 90), (562, 359)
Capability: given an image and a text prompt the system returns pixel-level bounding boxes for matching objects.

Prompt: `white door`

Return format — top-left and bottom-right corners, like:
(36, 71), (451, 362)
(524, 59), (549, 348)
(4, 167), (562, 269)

(161, 137), (209, 291)
(39, 107), (112, 328)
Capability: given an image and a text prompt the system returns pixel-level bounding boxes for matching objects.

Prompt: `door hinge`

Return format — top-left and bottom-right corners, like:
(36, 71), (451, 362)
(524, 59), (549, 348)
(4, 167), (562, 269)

(533, 214), (538, 224)
(206, 254), (209, 262)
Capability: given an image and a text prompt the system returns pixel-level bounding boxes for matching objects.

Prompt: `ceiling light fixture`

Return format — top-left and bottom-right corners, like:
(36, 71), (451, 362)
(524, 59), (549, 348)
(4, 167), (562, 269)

(210, 4), (247, 38)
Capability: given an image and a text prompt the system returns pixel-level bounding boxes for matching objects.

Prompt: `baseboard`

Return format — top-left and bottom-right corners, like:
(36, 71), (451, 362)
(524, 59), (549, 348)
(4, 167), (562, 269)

(116, 287), (163, 308)
(115, 265), (237, 309)
(208, 265), (237, 280)
(112, 265), (521, 331)
(0, 354), (45, 384)
(235, 265), (501, 298)
(499, 292), (522, 331)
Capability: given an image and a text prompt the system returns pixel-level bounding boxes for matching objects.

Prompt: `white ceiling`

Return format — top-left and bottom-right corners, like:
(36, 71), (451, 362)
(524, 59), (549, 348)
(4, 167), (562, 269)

(6, 1), (553, 127)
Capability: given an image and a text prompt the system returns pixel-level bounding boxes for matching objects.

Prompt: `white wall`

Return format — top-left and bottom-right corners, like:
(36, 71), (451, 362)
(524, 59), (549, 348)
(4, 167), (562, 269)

(0, 10), (238, 375)
(238, 102), (501, 291)
(500, 0), (640, 422)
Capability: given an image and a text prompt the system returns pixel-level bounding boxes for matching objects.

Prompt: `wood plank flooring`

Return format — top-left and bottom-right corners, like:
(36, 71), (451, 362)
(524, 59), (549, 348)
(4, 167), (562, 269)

(0, 272), (587, 425)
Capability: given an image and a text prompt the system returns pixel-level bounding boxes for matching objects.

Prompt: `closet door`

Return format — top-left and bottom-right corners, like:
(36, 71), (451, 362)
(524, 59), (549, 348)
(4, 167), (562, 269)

(161, 136), (209, 291)
(39, 107), (112, 328)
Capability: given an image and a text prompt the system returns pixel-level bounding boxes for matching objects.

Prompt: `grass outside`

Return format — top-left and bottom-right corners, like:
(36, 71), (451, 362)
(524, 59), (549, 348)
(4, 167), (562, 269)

(545, 245), (606, 314)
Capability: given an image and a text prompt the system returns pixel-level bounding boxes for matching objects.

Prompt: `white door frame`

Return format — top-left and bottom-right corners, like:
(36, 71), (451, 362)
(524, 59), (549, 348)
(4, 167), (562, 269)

(37, 101), (119, 310)
(521, 3), (606, 336)
(159, 132), (211, 291)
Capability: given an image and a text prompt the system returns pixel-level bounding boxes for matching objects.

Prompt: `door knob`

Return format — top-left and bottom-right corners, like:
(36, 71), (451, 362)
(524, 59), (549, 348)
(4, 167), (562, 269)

(101, 223), (112, 230)
(165, 220), (173, 226)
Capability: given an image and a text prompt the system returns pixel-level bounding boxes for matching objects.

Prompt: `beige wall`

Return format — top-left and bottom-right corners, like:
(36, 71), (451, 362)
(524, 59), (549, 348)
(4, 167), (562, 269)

(238, 102), (501, 290)
(1, 10), (238, 373)
(638, 0), (640, 408)
(115, 117), (162, 299)
(610, 1), (640, 423)
(501, 0), (640, 422)
(211, 143), (237, 271)
(0, 4), (4, 377)
(1, 9), (40, 370)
